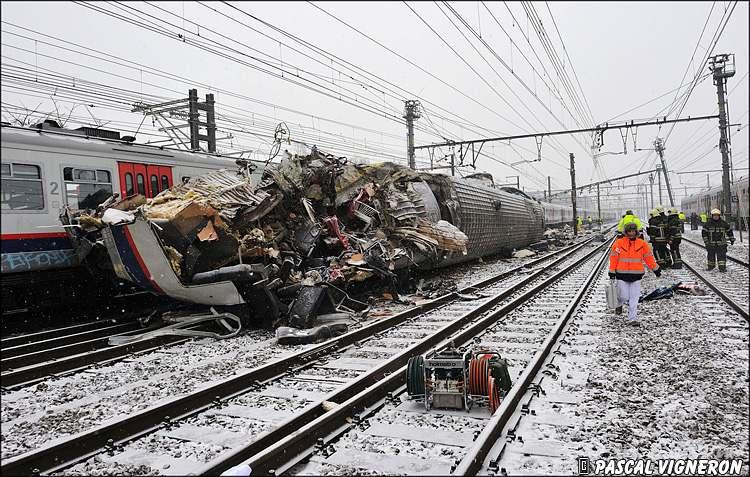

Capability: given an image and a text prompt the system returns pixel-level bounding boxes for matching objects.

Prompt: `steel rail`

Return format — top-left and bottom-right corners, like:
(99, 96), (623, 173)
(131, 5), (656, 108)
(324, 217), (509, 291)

(4, 235), (601, 476)
(1, 321), (142, 363)
(681, 259), (749, 321)
(0, 334), (191, 388)
(454, 240), (611, 475)
(195, 238), (613, 476)
(681, 236), (749, 267)
(1, 319), (124, 349)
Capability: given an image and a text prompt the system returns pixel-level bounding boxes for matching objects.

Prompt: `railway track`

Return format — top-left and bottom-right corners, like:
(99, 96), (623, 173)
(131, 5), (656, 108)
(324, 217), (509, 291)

(2, 233), (611, 475)
(681, 236), (750, 267)
(265, 235), (749, 476)
(457, 250), (749, 475)
(238, 238), (612, 476)
(679, 239), (749, 320)
(0, 309), (194, 389)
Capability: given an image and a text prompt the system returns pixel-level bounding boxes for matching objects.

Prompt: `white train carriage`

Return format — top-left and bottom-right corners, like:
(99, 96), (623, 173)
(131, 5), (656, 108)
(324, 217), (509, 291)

(681, 176), (749, 230)
(540, 201), (601, 228)
(0, 123), (263, 309)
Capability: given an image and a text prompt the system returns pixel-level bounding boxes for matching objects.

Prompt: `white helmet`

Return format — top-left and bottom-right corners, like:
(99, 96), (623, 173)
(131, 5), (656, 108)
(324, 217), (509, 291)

(654, 205), (665, 215)
(711, 208), (721, 216)
(649, 209), (659, 218)
(667, 207), (679, 215)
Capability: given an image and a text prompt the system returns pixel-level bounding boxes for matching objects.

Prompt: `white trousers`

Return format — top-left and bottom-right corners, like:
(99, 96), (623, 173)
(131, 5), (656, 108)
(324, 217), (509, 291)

(617, 279), (641, 321)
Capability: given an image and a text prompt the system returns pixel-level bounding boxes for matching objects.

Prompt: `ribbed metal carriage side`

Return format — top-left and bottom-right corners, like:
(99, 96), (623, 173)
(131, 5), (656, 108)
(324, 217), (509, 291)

(443, 180), (544, 266)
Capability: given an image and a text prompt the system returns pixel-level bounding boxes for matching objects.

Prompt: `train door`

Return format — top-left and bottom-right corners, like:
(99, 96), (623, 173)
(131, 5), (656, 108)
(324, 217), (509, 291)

(117, 162), (173, 198)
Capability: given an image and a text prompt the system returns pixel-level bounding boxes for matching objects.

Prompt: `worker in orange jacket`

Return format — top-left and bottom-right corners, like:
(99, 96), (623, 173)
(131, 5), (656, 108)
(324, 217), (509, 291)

(608, 222), (661, 325)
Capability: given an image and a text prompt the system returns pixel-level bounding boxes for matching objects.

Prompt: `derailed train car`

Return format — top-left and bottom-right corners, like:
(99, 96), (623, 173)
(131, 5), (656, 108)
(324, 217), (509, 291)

(68, 147), (546, 328)
(0, 122), (262, 313)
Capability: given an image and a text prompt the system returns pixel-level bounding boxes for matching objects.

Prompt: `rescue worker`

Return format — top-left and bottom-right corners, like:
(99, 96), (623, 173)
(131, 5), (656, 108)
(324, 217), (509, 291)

(678, 210), (686, 233)
(576, 216), (583, 233)
(700, 212), (708, 226)
(646, 208), (672, 268)
(617, 209), (643, 237)
(690, 212), (699, 230)
(587, 215), (593, 229)
(702, 208), (735, 271)
(666, 207), (683, 269)
(609, 222), (661, 325)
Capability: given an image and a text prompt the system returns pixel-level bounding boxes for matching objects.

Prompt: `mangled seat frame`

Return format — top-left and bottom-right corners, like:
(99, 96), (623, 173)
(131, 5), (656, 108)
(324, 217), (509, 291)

(102, 214), (283, 326)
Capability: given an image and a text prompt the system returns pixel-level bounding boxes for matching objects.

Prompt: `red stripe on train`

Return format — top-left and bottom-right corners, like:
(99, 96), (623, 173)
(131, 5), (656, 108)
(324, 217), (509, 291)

(0, 232), (69, 240)
(122, 225), (164, 295)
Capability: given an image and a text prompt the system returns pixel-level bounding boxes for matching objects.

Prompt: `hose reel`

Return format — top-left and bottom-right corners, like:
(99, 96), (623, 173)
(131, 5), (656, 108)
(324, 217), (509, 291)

(405, 345), (511, 413)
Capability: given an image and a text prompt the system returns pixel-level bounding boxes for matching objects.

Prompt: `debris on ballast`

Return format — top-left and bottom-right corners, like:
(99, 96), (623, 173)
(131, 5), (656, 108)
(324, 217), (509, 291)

(64, 145), (495, 337)
(512, 248), (536, 258)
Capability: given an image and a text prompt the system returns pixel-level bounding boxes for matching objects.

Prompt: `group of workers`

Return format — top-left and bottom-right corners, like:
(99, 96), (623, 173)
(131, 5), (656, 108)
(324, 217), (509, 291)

(575, 215), (602, 232)
(608, 206), (736, 325)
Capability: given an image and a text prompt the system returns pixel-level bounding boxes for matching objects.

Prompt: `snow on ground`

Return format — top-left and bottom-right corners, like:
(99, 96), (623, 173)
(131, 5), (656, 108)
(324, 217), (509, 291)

(1, 245), (553, 461)
(683, 228), (750, 262)
(495, 267), (749, 475)
(571, 271), (749, 463)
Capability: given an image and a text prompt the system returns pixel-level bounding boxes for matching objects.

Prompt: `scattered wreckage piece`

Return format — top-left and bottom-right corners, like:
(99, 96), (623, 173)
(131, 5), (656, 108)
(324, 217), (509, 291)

(64, 146), (548, 335)
(108, 308), (242, 345)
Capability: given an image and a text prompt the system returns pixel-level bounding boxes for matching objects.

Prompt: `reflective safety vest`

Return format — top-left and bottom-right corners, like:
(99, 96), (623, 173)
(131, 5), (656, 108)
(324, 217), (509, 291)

(609, 237), (659, 282)
(617, 214), (643, 233)
(678, 212), (686, 221)
(700, 213), (708, 223)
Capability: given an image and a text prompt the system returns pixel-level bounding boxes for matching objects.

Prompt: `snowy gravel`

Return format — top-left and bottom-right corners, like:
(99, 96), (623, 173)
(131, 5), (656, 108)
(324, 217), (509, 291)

(1, 330), (288, 460)
(488, 266), (749, 475)
(289, 243), (606, 475)
(571, 272), (749, 461)
(683, 228), (750, 263)
(680, 239), (749, 313)
(0, 238), (584, 467)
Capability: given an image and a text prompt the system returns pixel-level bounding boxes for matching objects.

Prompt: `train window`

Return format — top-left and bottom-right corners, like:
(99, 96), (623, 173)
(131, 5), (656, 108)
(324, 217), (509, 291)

(161, 175), (169, 190)
(136, 173), (146, 196)
(125, 173), (134, 196)
(62, 166), (113, 210)
(1, 163), (44, 210)
(150, 175), (159, 196)
(74, 169), (96, 181)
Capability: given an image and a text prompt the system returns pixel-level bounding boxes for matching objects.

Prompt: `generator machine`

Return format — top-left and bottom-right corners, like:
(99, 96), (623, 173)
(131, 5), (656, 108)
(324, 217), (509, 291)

(406, 345), (512, 413)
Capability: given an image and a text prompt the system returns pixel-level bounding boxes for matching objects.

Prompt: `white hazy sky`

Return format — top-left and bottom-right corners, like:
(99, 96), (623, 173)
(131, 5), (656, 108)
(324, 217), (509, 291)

(1, 1), (748, 213)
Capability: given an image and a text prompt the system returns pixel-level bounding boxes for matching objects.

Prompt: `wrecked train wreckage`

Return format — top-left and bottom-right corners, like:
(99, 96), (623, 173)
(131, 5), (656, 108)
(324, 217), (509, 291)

(63, 147), (545, 337)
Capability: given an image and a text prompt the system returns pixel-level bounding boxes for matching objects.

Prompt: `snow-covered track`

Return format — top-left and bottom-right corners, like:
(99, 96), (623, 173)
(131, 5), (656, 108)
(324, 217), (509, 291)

(2, 235), (610, 475)
(192, 239), (612, 476)
(681, 236), (749, 268)
(680, 240), (749, 320)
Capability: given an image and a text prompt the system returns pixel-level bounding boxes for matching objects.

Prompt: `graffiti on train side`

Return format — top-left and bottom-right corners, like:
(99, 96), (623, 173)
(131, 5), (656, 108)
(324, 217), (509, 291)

(1, 250), (76, 273)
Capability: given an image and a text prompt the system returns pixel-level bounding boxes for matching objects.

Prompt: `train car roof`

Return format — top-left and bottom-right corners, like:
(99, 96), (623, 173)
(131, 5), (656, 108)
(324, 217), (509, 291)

(0, 124), (264, 168)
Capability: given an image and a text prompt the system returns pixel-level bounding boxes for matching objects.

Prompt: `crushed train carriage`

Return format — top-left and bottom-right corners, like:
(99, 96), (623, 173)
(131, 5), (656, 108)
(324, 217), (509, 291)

(64, 146), (547, 330)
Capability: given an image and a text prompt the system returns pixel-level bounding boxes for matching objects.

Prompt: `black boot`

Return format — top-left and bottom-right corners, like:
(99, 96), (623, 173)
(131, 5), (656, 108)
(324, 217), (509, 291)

(707, 262), (715, 270)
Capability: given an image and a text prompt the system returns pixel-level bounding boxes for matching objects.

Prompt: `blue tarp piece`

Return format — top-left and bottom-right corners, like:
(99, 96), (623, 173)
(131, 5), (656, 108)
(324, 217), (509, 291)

(639, 282), (682, 303)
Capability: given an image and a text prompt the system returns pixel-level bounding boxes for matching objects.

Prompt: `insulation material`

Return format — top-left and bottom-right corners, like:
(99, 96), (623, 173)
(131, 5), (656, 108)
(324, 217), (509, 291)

(69, 143), (545, 331)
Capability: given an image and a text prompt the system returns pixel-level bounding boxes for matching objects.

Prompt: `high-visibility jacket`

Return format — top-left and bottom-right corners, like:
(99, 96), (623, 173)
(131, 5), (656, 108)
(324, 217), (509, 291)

(678, 212), (686, 221)
(609, 237), (659, 282)
(700, 213), (708, 223)
(617, 214), (643, 233)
